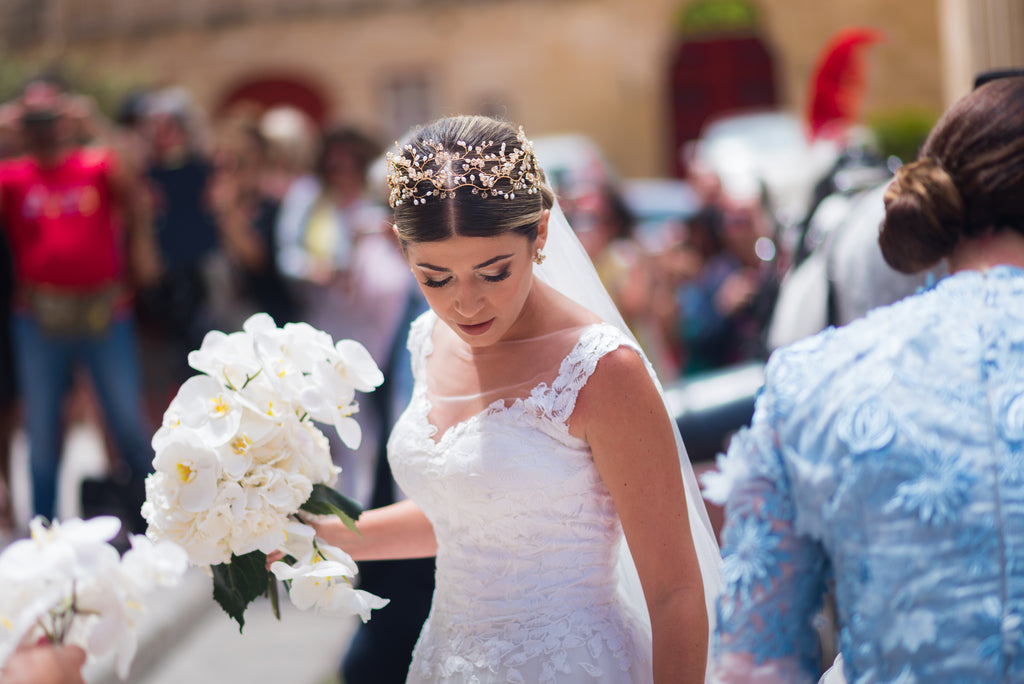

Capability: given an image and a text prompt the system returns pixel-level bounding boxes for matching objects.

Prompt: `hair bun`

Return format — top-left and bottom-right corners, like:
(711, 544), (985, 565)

(880, 157), (964, 273)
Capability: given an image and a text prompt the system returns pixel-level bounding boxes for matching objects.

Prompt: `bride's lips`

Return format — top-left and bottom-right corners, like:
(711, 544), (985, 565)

(457, 319), (494, 336)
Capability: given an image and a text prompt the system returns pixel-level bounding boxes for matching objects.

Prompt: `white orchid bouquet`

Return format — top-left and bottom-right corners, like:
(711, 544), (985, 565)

(141, 313), (389, 631)
(0, 516), (188, 680)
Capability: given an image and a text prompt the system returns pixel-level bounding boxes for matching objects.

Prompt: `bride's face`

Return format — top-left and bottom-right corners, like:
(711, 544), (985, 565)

(405, 232), (540, 347)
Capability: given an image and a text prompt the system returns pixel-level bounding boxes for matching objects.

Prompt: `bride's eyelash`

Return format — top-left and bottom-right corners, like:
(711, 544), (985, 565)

(422, 269), (510, 288)
(482, 270), (511, 283)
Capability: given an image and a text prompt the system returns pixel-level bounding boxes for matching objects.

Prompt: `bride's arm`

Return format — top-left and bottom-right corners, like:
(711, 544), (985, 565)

(573, 346), (708, 684)
(309, 499), (438, 561)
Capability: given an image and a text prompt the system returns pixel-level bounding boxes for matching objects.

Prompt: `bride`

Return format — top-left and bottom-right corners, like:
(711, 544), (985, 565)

(308, 115), (721, 683)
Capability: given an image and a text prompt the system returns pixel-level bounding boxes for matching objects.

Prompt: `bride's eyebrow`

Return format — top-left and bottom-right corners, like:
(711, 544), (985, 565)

(415, 254), (514, 272)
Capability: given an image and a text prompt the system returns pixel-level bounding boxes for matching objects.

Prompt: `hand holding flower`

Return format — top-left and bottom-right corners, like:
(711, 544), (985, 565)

(0, 642), (86, 684)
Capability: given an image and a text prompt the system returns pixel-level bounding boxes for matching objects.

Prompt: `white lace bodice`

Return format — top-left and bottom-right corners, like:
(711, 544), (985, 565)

(388, 311), (653, 683)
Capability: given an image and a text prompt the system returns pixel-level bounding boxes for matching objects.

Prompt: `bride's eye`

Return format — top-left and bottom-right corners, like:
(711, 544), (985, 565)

(422, 276), (452, 288)
(482, 269), (511, 283)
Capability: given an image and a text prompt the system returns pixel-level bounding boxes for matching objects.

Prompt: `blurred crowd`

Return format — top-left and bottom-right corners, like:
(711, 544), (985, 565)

(550, 145), (780, 384)
(0, 73), (793, 541)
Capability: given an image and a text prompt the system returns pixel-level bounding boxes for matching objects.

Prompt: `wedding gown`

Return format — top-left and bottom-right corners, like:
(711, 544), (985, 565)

(388, 310), (655, 683)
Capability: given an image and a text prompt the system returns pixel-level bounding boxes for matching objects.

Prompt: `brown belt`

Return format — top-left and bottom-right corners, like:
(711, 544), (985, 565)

(19, 283), (124, 337)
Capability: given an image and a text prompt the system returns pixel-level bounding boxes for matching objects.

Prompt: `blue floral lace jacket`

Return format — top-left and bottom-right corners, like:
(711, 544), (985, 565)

(706, 266), (1024, 683)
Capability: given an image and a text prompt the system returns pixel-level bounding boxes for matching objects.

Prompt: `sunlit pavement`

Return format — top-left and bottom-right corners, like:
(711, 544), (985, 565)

(85, 573), (357, 684)
(4, 422), (357, 684)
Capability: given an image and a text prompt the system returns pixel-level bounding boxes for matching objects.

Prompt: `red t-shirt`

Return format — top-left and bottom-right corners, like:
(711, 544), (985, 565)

(0, 148), (125, 288)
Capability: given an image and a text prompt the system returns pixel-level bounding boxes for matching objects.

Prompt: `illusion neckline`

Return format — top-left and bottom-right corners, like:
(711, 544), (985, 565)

(416, 313), (607, 447)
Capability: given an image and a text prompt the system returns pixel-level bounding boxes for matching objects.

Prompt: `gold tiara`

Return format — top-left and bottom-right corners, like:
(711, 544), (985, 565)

(385, 126), (542, 207)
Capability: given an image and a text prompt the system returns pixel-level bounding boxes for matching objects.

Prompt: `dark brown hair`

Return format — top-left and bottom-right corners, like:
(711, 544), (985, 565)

(390, 115), (555, 246)
(880, 77), (1024, 273)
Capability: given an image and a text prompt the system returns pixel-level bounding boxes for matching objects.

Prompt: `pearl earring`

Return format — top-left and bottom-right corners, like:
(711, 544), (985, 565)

(533, 251), (546, 265)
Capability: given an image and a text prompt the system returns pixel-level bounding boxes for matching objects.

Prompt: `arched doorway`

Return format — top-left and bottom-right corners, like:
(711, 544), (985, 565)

(216, 75), (329, 130)
(668, 0), (778, 177)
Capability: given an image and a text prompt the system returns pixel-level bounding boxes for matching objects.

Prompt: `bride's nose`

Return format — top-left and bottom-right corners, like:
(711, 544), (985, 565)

(453, 280), (484, 317)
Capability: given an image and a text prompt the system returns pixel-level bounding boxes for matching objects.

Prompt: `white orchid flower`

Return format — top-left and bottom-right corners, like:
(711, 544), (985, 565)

(152, 436), (222, 513)
(120, 536), (188, 593)
(143, 476), (233, 567)
(241, 312), (279, 336)
(278, 521), (317, 560)
(74, 571), (139, 679)
(0, 583), (66, 667)
(188, 327), (264, 390)
(2, 516), (122, 584)
(271, 540), (388, 621)
(0, 517), (186, 680)
(306, 360), (364, 449)
(331, 339), (385, 392)
(174, 375), (246, 448)
(213, 407), (277, 481)
(274, 417), (338, 485)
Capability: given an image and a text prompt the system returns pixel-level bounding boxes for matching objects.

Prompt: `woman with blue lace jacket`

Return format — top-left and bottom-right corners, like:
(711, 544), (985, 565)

(706, 74), (1024, 683)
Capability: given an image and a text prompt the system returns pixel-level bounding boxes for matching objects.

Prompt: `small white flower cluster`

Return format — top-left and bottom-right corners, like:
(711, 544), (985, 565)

(0, 516), (187, 680)
(142, 313), (384, 568)
(270, 520), (389, 621)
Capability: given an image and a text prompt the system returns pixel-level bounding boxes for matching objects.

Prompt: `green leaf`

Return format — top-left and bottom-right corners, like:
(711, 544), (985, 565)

(211, 550), (270, 633)
(300, 483), (363, 534)
(266, 572), (281, 622)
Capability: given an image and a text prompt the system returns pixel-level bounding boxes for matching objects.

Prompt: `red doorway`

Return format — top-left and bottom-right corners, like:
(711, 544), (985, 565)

(668, 19), (778, 177)
(217, 76), (329, 130)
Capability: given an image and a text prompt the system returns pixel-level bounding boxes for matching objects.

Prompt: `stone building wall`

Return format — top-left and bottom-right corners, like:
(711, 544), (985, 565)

(0, 0), (985, 178)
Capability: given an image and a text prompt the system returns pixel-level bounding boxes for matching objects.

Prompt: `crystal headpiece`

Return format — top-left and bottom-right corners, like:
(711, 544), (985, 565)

(386, 126), (542, 207)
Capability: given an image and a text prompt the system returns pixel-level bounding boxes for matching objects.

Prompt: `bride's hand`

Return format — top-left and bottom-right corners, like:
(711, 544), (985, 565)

(265, 550), (284, 570)
(305, 515), (353, 548)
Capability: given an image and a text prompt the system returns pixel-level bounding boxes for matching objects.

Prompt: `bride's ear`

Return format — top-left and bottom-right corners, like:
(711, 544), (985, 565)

(534, 210), (550, 252)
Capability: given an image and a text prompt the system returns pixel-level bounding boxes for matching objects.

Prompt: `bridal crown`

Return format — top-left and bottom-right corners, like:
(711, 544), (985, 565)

(386, 126), (542, 208)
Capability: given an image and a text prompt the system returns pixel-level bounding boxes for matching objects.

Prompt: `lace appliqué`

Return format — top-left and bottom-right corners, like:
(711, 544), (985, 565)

(709, 267), (1024, 683)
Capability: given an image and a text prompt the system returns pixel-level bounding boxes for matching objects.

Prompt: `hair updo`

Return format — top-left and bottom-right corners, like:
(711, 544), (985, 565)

(388, 115), (555, 247)
(879, 77), (1024, 273)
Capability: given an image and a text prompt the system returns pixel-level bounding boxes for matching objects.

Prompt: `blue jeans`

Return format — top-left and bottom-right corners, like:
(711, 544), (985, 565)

(12, 312), (153, 521)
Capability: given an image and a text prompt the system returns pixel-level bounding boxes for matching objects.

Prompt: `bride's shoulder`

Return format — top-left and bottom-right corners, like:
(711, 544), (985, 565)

(565, 337), (656, 438)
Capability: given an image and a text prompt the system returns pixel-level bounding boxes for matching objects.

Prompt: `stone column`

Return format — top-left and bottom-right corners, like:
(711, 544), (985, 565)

(939, 0), (1024, 104)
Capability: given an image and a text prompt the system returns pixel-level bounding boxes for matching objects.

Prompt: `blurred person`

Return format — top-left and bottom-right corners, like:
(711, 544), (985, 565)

(208, 123), (297, 327)
(566, 184), (680, 379)
(275, 126), (408, 497)
(708, 75), (1024, 683)
(0, 642), (86, 684)
(676, 198), (775, 375)
(0, 117), (18, 533)
(275, 125), (434, 684)
(135, 87), (221, 388)
(0, 215), (14, 533)
(258, 106), (317, 203)
(0, 75), (155, 529)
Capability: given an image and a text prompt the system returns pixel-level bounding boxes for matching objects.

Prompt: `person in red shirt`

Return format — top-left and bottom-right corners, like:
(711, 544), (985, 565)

(0, 75), (158, 531)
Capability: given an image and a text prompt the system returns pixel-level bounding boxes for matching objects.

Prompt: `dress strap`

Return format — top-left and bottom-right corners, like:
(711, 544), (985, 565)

(540, 323), (646, 426)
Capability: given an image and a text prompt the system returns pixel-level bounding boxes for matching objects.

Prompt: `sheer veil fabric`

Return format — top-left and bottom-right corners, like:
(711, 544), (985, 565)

(534, 200), (723, 677)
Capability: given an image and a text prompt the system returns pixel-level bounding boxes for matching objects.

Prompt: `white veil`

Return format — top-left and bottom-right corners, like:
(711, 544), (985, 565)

(535, 199), (722, 678)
